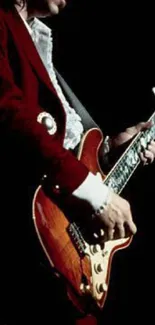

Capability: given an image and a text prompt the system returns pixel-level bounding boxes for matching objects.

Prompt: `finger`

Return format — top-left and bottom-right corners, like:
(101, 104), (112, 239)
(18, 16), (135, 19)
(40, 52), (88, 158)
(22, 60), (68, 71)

(139, 152), (148, 164)
(141, 121), (153, 130)
(150, 140), (155, 146)
(140, 150), (154, 164)
(126, 218), (137, 235)
(108, 227), (115, 241)
(116, 223), (125, 238)
(144, 149), (154, 163)
(136, 121), (152, 132)
(148, 143), (155, 155)
(144, 120), (153, 129)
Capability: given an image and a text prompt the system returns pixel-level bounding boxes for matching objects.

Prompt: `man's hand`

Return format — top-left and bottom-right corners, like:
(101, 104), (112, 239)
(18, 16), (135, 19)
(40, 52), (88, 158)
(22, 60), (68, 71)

(95, 190), (137, 240)
(110, 121), (155, 165)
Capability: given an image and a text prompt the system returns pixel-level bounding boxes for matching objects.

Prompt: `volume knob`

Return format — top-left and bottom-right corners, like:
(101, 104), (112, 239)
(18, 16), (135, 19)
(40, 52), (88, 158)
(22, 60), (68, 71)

(90, 244), (101, 254)
(94, 263), (104, 273)
(96, 282), (108, 293)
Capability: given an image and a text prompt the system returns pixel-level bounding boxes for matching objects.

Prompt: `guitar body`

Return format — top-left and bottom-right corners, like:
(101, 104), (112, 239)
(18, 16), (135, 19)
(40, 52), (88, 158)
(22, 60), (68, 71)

(32, 128), (132, 314)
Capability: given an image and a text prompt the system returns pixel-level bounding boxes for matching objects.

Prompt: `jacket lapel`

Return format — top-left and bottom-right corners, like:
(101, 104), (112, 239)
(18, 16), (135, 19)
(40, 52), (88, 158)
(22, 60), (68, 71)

(4, 8), (57, 96)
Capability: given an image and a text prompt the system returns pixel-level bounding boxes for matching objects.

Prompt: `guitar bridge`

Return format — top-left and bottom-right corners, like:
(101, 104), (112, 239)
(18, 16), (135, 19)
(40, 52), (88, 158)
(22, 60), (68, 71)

(68, 222), (86, 257)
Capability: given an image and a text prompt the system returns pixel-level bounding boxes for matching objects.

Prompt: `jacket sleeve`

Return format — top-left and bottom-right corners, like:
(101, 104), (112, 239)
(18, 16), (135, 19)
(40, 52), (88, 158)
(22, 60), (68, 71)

(0, 20), (89, 195)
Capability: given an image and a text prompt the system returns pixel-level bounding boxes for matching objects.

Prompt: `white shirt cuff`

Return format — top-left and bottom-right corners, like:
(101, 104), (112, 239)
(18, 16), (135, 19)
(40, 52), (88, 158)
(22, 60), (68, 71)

(73, 171), (111, 211)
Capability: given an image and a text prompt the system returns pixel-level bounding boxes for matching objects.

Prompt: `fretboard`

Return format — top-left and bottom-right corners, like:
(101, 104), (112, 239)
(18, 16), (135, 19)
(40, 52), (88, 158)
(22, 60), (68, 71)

(104, 111), (155, 194)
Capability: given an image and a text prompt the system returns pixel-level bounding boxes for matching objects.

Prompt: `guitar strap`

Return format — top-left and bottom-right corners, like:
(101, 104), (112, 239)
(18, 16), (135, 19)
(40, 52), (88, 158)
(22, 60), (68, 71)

(55, 69), (99, 131)
(55, 69), (109, 159)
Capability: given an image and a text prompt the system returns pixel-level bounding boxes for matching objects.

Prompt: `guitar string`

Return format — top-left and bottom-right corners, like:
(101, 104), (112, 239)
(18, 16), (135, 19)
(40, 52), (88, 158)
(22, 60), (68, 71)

(103, 112), (155, 195)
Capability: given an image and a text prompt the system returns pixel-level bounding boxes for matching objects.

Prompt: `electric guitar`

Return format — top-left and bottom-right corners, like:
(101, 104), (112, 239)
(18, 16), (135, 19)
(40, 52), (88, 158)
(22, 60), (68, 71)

(32, 111), (155, 314)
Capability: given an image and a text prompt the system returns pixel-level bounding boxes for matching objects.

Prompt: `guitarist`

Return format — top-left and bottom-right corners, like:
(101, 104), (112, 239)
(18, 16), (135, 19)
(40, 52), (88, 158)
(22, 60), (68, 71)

(0, 1), (155, 324)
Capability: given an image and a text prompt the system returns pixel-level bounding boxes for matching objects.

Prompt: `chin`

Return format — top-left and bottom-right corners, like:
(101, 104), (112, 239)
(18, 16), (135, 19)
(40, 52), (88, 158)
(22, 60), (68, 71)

(48, 3), (59, 15)
(28, 0), (66, 18)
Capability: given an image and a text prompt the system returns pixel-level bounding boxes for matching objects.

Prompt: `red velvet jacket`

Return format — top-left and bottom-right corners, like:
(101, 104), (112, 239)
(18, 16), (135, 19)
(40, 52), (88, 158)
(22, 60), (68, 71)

(0, 7), (88, 195)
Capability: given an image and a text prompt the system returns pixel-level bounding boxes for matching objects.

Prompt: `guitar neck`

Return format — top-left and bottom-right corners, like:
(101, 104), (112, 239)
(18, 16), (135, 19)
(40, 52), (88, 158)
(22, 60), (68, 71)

(104, 111), (155, 194)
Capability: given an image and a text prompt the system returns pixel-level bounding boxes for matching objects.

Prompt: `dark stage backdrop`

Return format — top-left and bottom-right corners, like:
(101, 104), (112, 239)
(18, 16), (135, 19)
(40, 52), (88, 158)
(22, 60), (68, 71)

(46, 0), (155, 135)
(43, 1), (155, 324)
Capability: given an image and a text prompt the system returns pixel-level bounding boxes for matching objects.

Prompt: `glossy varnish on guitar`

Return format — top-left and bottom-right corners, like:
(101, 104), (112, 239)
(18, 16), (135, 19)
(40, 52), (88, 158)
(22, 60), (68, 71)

(32, 114), (155, 314)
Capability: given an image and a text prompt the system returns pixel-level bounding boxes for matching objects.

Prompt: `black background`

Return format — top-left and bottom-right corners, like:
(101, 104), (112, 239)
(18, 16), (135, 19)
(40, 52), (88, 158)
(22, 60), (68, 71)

(48, 0), (155, 134)
(45, 1), (155, 324)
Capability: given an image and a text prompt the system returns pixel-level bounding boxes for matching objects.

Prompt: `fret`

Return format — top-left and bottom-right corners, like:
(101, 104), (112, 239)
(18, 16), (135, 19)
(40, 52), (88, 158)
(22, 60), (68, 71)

(103, 111), (155, 194)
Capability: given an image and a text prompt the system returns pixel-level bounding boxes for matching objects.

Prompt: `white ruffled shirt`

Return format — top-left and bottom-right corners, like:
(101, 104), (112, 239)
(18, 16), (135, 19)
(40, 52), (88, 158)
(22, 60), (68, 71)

(26, 17), (84, 150)
(19, 13), (111, 212)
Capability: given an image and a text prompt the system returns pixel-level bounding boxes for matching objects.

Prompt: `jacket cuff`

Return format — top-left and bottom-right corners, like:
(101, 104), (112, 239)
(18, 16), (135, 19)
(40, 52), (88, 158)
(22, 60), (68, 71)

(73, 171), (110, 211)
